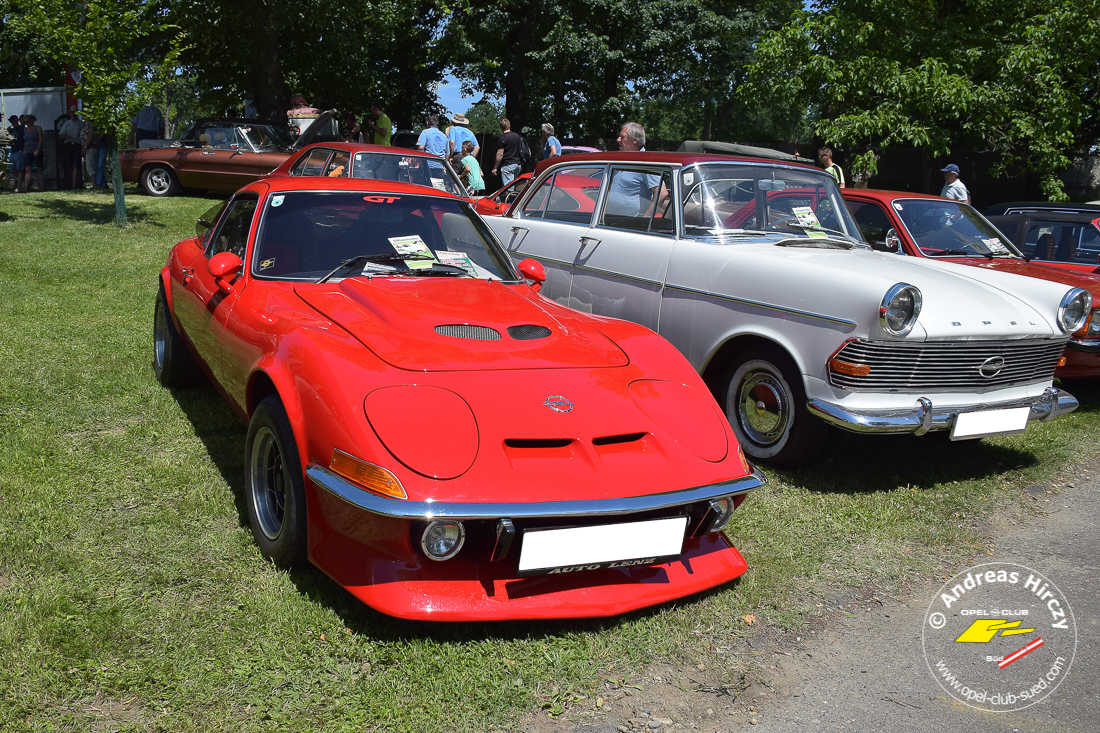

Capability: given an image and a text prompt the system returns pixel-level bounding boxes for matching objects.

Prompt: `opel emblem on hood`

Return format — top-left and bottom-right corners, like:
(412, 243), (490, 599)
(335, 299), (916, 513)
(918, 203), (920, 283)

(544, 395), (574, 413)
(979, 356), (1005, 378)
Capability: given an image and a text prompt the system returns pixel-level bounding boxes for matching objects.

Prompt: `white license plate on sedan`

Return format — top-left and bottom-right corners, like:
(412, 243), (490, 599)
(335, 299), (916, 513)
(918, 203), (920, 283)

(950, 406), (1031, 440)
(517, 516), (688, 576)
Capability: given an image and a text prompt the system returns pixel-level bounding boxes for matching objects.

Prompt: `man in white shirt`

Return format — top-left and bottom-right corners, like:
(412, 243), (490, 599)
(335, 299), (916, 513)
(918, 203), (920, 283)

(940, 163), (970, 204)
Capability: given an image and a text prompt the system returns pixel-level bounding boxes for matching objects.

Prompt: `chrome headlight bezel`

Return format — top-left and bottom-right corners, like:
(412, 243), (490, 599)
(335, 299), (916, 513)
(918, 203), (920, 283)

(879, 283), (922, 337)
(420, 520), (466, 561)
(1057, 288), (1091, 334)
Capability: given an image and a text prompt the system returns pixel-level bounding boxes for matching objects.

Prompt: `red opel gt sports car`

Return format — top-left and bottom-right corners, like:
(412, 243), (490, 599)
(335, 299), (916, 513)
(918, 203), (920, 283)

(153, 176), (763, 621)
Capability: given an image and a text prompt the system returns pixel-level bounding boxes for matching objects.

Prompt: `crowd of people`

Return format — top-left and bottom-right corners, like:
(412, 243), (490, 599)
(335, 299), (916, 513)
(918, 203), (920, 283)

(5, 105), (113, 193)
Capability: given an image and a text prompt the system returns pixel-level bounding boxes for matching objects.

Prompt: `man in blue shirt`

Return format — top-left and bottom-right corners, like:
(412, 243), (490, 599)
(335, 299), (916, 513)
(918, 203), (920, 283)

(447, 113), (479, 158)
(416, 116), (448, 157)
(605, 122), (664, 218)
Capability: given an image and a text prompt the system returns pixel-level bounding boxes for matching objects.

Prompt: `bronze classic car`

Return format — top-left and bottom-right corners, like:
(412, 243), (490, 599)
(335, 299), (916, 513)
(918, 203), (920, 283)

(120, 111), (338, 196)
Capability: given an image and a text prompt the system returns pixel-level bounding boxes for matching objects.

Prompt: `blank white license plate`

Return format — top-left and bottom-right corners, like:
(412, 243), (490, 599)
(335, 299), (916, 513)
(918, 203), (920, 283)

(517, 516), (688, 576)
(951, 406), (1031, 440)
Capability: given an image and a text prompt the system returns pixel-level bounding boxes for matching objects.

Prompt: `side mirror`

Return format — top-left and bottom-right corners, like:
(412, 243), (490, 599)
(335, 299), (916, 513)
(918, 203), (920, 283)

(873, 228), (901, 253)
(208, 251), (243, 293)
(516, 258), (546, 292)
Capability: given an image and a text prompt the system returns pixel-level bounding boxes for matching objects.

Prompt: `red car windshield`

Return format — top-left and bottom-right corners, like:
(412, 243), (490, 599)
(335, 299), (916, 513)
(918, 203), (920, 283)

(252, 192), (518, 281)
(892, 199), (1022, 258)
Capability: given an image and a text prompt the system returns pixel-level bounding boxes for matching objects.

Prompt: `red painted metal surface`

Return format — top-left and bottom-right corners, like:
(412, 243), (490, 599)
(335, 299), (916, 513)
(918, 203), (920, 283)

(161, 175), (757, 620)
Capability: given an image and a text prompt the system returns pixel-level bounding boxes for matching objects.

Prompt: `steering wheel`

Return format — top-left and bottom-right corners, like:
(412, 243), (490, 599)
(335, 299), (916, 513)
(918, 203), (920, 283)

(765, 213), (799, 230)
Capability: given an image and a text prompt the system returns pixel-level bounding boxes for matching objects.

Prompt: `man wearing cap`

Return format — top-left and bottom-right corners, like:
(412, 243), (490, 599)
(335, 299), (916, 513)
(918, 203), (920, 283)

(940, 164), (970, 203)
(7, 115), (25, 192)
(447, 113), (479, 158)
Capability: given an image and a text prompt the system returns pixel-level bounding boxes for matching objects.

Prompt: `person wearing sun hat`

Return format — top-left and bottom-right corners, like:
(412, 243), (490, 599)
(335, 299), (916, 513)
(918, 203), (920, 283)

(447, 113), (479, 158)
(940, 163), (970, 204)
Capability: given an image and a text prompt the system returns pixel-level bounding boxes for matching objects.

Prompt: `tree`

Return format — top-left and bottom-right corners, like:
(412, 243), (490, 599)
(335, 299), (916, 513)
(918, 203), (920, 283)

(15, 0), (185, 225)
(742, 0), (1100, 198)
(0, 0), (64, 87)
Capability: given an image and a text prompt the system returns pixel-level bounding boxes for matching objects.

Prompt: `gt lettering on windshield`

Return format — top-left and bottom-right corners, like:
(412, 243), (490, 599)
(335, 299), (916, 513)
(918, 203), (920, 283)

(364, 196), (401, 203)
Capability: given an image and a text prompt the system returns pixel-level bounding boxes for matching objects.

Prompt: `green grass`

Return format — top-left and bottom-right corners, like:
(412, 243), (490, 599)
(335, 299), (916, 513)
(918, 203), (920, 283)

(1, 188), (1097, 731)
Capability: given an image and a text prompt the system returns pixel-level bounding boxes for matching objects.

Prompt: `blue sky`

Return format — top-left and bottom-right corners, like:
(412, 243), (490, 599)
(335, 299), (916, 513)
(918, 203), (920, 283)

(436, 75), (498, 117)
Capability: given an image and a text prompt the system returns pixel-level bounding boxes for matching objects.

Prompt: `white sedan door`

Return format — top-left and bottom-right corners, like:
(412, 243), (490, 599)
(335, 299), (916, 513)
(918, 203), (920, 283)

(566, 166), (677, 332)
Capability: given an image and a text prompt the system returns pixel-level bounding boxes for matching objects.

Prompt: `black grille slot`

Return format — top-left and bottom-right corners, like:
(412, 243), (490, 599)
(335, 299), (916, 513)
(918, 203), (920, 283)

(507, 324), (553, 340)
(831, 338), (1068, 391)
(434, 324), (501, 340)
(593, 432), (647, 446)
(504, 439), (572, 448)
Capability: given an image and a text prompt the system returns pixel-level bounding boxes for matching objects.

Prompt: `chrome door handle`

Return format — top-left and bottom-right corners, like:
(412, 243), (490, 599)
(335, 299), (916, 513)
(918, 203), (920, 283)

(510, 226), (529, 234)
(181, 267), (194, 284)
(579, 236), (601, 246)
(202, 151), (215, 155)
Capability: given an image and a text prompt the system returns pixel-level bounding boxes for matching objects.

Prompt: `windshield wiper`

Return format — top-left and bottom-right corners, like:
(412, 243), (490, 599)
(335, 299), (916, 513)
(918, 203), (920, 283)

(775, 237), (852, 249)
(774, 221), (855, 239)
(316, 253), (460, 283)
(926, 249), (991, 258)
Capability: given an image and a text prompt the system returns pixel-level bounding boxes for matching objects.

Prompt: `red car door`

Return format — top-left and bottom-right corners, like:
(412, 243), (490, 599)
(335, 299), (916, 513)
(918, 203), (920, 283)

(172, 193), (259, 390)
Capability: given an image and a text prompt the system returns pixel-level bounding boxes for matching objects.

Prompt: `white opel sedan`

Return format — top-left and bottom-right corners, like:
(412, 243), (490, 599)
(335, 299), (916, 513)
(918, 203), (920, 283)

(483, 152), (1087, 465)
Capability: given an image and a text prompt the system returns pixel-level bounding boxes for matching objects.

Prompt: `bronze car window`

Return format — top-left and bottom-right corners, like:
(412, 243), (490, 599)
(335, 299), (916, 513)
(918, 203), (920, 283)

(302, 149), (333, 176)
(542, 166), (605, 225)
(208, 196), (258, 259)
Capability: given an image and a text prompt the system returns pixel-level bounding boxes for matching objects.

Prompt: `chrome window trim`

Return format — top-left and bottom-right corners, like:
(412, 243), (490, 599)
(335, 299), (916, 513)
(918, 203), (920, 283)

(307, 464), (764, 520)
(594, 164), (680, 238)
(664, 283), (858, 327)
(515, 164), (610, 221)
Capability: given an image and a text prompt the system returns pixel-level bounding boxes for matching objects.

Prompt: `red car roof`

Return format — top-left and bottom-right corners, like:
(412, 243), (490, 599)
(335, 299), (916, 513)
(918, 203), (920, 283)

(533, 151), (822, 176)
(842, 189), (948, 202)
(247, 173), (467, 200)
(267, 142), (450, 178)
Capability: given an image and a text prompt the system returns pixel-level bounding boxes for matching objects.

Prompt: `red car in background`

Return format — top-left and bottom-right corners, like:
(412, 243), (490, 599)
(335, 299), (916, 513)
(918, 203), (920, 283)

(152, 174), (763, 621)
(473, 173), (532, 216)
(844, 189), (1100, 378)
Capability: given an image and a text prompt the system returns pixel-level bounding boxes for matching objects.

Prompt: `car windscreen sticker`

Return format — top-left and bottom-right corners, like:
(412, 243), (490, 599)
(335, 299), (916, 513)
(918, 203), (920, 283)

(271, 195), (285, 207)
(683, 172), (694, 187)
(259, 258), (275, 270)
(792, 206), (821, 228)
(893, 202), (904, 211)
(436, 251), (476, 274)
(389, 235), (437, 269)
(429, 177), (448, 191)
(984, 238), (1011, 254)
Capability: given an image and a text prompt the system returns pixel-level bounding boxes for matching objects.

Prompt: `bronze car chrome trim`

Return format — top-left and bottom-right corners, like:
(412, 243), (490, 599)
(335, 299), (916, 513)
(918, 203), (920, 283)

(307, 464), (765, 520)
(807, 387), (1078, 434)
(663, 283), (858, 327)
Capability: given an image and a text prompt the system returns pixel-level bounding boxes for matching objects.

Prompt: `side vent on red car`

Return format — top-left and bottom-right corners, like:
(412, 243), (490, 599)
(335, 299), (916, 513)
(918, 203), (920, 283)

(507, 325), (553, 340)
(592, 432), (647, 446)
(434, 324), (502, 340)
(504, 438), (572, 448)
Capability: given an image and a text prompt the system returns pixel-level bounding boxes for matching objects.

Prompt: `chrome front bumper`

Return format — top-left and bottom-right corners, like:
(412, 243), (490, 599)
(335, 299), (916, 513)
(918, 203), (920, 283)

(306, 465), (766, 520)
(807, 387), (1078, 437)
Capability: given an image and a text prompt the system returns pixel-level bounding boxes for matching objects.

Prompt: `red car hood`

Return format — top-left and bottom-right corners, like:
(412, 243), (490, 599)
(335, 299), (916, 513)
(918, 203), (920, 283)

(947, 258), (1100, 306)
(293, 278), (629, 371)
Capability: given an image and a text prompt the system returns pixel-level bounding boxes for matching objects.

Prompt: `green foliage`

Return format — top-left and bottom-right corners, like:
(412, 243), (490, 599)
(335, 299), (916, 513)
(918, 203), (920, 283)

(464, 99), (505, 135)
(0, 0), (64, 86)
(13, 0), (187, 225)
(742, 0), (1100, 197)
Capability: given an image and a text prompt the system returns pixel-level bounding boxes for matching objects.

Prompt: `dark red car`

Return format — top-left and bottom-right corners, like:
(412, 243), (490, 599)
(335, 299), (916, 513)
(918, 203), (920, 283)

(844, 189), (1100, 378)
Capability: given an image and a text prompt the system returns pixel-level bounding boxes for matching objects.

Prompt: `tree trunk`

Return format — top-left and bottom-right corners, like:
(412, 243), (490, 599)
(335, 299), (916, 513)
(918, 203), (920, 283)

(505, 22), (528, 133)
(111, 147), (127, 227)
(251, 2), (288, 123)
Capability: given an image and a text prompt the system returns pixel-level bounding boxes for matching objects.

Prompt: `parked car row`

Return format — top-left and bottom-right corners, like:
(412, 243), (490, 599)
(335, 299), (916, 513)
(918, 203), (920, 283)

(152, 142), (1096, 622)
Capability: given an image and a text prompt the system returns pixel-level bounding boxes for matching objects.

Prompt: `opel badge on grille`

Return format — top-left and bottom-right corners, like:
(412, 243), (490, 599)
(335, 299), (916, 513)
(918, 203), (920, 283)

(979, 356), (1005, 378)
(544, 395), (574, 413)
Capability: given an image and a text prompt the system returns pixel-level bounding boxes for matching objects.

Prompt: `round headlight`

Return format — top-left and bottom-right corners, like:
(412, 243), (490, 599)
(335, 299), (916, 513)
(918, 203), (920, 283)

(1058, 288), (1091, 334)
(880, 283), (922, 336)
(421, 520), (466, 561)
(708, 497), (734, 533)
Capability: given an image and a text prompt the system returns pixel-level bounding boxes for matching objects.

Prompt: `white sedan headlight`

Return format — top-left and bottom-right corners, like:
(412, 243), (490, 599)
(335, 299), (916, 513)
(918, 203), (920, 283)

(880, 283), (922, 336)
(1058, 289), (1091, 334)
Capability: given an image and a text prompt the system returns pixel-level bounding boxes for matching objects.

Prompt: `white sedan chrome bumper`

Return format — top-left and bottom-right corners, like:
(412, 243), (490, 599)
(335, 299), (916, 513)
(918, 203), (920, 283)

(807, 387), (1077, 438)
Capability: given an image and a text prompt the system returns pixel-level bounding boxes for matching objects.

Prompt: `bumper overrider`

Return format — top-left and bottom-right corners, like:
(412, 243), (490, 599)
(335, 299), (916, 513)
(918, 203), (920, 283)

(807, 387), (1078, 437)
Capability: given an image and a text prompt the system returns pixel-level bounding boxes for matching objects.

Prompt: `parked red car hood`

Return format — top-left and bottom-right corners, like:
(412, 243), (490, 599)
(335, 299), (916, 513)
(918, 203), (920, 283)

(945, 258), (1100, 307)
(293, 278), (629, 371)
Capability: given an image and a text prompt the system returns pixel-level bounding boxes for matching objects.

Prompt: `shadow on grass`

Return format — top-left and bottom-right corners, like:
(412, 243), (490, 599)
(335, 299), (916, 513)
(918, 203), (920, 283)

(27, 194), (165, 226)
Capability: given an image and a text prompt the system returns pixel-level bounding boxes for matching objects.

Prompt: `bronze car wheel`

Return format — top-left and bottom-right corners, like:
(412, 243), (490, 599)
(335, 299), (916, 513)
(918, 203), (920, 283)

(141, 164), (179, 196)
(723, 345), (830, 466)
(153, 282), (200, 388)
(245, 395), (308, 568)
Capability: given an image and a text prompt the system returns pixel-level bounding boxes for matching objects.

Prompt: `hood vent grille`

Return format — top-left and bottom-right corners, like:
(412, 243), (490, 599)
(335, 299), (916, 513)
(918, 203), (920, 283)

(593, 432), (647, 446)
(435, 324), (502, 341)
(507, 325), (553, 340)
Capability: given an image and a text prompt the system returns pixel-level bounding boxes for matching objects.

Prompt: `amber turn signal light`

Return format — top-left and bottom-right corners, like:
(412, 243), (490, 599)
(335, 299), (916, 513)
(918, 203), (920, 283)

(1058, 356), (1067, 367)
(330, 449), (407, 499)
(829, 358), (871, 376)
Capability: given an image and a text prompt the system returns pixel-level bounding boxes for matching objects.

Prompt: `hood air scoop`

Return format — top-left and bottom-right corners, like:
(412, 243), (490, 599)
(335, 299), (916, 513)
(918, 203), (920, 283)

(508, 325), (552, 340)
(435, 324), (501, 340)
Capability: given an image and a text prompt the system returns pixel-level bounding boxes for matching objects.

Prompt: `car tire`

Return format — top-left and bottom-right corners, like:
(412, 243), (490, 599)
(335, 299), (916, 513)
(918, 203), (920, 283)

(153, 282), (200, 388)
(140, 164), (179, 197)
(722, 344), (832, 467)
(245, 395), (308, 568)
